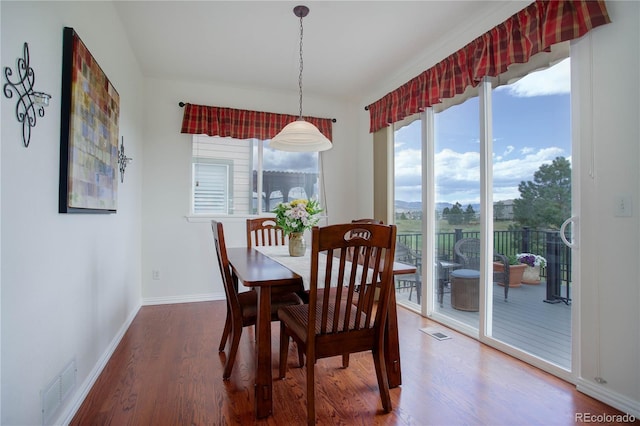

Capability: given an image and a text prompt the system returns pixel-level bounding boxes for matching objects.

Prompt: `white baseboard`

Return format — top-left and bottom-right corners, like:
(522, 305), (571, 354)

(55, 302), (141, 426)
(576, 378), (640, 418)
(142, 292), (224, 306)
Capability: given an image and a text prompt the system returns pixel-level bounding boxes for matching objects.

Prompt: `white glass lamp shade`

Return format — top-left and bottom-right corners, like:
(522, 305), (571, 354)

(269, 119), (332, 152)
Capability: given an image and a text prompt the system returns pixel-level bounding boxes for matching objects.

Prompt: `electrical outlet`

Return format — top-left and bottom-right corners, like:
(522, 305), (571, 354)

(614, 195), (632, 217)
(152, 270), (161, 280)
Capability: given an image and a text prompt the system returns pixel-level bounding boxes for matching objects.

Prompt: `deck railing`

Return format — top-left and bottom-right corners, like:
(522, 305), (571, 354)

(396, 227), (571, 304)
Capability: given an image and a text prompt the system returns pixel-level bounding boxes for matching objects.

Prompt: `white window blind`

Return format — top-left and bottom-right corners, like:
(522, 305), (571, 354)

(193, 162), (230, 214)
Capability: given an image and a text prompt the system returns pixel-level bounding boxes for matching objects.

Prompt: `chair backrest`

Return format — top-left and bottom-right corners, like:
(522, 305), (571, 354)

(212, 220), (241, 317)
(454, 237), (480, 270)
(493, 252), (510, 284)
(307, 223), (397, 343)
(395, 241), (421, 270)
(348, 218), (384, 261)
(246, 217), (287, 248)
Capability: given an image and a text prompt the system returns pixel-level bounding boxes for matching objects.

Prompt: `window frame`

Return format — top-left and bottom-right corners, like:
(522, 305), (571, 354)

(187, 135), (324, 221)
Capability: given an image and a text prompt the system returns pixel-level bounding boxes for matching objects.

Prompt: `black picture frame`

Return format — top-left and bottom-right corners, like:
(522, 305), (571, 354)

(59, 27), (120, 214)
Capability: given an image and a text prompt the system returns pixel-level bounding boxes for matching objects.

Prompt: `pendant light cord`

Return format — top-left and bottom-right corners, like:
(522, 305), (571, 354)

(298, 12), (304, 120)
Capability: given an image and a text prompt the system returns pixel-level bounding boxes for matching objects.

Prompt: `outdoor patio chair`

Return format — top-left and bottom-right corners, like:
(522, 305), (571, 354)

(451, 238), (511, 310)
(394, 242), (422, 304)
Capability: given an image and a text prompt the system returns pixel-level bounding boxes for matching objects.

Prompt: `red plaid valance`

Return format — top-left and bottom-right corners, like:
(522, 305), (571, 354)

(367, 0), (610, 133)
(180, 103), (333, 141)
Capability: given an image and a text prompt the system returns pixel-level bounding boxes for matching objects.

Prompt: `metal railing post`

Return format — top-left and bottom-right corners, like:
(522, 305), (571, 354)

(522, 227), (530, 253)
(544, 231), (568, 304)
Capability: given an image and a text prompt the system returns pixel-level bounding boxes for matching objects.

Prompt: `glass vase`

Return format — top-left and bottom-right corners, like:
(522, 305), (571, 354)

(288, 232), (306, 257)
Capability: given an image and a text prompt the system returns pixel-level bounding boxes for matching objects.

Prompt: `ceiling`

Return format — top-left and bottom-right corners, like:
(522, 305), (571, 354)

(114, 1), (526, 102)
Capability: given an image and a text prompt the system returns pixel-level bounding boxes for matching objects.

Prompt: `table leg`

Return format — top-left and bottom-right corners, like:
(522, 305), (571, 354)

(254, 286), (273, 418)
(384, 289), (402, 388)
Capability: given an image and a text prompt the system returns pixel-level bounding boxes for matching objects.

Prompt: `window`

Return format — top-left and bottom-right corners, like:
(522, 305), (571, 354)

(191, 135), (321, 215)
(192, 160), (233, 214)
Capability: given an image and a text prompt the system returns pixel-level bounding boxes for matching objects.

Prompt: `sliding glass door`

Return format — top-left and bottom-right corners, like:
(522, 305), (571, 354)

(393, 58), (573, 376)
(489, 59), (572, 370)
(432, 95), (480, 332)
(393, 120), (423, 309)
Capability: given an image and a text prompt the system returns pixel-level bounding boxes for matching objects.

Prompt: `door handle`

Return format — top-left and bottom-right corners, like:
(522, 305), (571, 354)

(559, 216), (578, 249)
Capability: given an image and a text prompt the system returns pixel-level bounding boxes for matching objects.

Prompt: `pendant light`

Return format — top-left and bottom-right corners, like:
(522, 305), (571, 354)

(270, 5), (332, 152)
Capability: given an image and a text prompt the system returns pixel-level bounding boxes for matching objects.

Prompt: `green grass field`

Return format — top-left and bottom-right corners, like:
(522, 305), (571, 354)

(395, 219), (516, 234)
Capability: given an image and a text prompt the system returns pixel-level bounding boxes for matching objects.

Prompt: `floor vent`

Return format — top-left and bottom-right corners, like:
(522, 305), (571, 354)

(41, 358), (77, 425)
(420, 327), (452, 341)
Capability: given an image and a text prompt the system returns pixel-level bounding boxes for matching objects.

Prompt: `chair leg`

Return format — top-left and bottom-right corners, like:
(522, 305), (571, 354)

(297, 342), (304, 368)
(222, 322), (242, 380)
(306, 351), (316, 426)
(342, 353), (349, 368)
(218, 311), (231, 352)
(372, 348), (392, 412)
(279, 322), (289, 379)
(503, 277), (509, 301)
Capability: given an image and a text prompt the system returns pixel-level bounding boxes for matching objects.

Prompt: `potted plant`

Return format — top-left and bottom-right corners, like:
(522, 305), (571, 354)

(493, 254), (527, 287)
(516, 253), (547, 284)
(273, 199), (323, 256)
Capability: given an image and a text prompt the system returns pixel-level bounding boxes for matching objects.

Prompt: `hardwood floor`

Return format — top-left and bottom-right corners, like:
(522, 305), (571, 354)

(71, 301), (633, 425)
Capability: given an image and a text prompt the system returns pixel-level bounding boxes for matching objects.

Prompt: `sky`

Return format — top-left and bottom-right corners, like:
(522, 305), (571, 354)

(394, 58), (571, 205)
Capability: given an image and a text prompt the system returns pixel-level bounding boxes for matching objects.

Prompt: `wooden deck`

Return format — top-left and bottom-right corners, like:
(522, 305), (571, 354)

(395, 280), (572, 369)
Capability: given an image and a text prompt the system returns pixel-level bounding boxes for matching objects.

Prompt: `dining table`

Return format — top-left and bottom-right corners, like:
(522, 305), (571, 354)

(225, 245), (416, 419)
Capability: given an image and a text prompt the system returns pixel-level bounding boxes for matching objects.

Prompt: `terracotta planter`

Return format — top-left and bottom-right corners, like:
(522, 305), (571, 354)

(493, 262), (526, 287)
(521, 265), (541, 285)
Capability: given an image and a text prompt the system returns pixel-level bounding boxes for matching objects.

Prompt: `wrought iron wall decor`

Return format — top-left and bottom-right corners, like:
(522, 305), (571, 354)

(118, 136), (133, 183)
(3, 42), (52, 147)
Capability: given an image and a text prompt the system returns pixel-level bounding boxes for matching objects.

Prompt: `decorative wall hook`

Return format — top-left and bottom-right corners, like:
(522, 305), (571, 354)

(118, 136), (133, 183)
(3, 42), (52, 147)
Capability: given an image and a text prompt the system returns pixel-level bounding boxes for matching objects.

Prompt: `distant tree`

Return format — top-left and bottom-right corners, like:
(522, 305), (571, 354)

(513, 156), (571, 229)
(400, 212), (407, 220)
(447, 202), (464, 225)
(464, 204), (476, 224)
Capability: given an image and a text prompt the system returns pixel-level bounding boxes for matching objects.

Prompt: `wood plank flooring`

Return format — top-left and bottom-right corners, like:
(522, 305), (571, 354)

(71, 300), (633, 425)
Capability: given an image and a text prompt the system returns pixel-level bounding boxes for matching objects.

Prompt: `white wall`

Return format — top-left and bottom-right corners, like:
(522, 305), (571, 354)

(1, 2), (144, 425)
(572, 0), (640, 416)
(140, 78), (360, 303)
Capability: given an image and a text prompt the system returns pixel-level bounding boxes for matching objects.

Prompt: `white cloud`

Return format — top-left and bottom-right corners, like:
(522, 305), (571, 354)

(501, 58), (570, 97)
(394, 146), (566, 204)
(520, 146), (535, 155)
(394, 148), (422, 178)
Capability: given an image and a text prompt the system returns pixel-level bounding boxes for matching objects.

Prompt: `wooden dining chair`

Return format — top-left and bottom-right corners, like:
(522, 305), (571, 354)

(246, 217), (287, 248)
(347, 218), (383, 260)
(211, 220), (303, 379)
(246, 217), (306, 297)
(278, 223), (398, 424)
